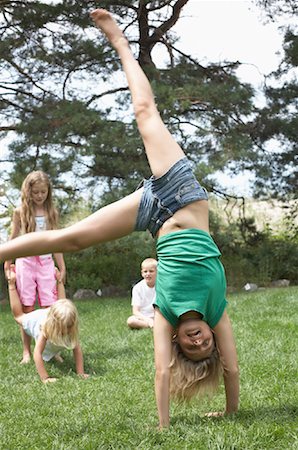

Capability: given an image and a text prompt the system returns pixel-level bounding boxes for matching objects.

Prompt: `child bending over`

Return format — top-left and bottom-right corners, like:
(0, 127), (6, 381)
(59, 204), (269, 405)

(0, 9), (239, 427)
(127, 258), (157, 329)
(7, 266), (88, 383)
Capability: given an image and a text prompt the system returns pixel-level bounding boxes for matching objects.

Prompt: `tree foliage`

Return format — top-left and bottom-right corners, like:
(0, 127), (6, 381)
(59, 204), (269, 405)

(254, 0), (297, 20)
(0, 0), (296, 208)
(0, 1), (254, 200)
(248, 2), (298, 197)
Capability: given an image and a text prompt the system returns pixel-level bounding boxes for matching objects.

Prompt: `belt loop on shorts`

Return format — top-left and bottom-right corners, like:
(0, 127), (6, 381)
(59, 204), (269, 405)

(35, 256), (43, 266)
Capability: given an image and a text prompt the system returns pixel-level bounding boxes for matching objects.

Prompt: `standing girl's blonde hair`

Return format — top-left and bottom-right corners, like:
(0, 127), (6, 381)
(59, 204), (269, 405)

(4, 170), (66, 364)
(20, 171), (58, 233)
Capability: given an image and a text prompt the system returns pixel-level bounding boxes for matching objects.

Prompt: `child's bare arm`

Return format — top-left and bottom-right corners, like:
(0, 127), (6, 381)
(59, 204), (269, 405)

(7, 266), (23, 324)
(212, 310), (239, 415)
(4, 209), (21, 278)
(153, 309), (174, 428)
(53, 252), (66, 283)
(57, 279), (66, 299)
(73, 344), (88, 378)
(55, 268), (66, 298)
(33, 334), (57, 383)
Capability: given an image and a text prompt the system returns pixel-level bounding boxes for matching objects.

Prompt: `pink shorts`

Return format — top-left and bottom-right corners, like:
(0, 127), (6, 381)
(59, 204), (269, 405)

(15, 256), (57, 307)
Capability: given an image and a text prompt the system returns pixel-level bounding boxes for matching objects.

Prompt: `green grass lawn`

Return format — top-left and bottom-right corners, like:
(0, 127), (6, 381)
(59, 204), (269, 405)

(0, 287), (297, 450)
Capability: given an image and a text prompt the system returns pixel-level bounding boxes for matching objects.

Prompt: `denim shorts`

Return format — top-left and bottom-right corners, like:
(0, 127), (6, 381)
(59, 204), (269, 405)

(135, 157), (208, 237)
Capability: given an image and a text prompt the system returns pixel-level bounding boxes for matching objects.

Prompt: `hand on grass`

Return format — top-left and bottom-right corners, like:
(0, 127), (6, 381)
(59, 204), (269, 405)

(42, 377), (57, 384)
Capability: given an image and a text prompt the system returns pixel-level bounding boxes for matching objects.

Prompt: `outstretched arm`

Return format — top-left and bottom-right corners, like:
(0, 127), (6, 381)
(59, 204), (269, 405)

(211, 310), (239, 416)
(153, 308), (174, 428)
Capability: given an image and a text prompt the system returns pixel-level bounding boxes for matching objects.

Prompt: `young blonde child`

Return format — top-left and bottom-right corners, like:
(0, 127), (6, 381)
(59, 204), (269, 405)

(4, 171), (66, 364)
(127, 258), (157, 329)
(0, 9), (239, 427)
(7, 265), (88, 383)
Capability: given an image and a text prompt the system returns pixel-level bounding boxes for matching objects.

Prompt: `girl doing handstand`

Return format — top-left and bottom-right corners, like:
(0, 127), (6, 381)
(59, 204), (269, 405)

(0, 9), (239, 428)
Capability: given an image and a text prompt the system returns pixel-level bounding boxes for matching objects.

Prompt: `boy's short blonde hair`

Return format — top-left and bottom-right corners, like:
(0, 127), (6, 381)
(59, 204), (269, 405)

(42, 299), (79, 349)
(141, 258), (157, 269)
(170, 342), (223, 402)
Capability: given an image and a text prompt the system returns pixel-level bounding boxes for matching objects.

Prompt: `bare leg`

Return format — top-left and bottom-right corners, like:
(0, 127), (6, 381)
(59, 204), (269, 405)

(90, 9), (185, 178)
(54, 354), (64, 363)
(0, 188), (143, 261)
(127, 315), (153, 330)
(20, 329), (32, 363)
(0, 10), (186, 264)
(20, 304), (33, 363)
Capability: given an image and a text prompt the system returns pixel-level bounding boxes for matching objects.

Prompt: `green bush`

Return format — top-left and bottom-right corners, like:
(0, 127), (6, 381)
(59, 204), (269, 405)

(212, 213), (298, 288)
(65, 232), (156, 295)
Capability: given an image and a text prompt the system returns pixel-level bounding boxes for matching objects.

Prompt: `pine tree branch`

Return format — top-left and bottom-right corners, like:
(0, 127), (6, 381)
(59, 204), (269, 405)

(0, 125), (17, 131)
(86, 86), (128, 107)
(148, 0), (189, 45)
(0, 84), (41, 101)
(137, 0), (189, 67)
(0, 96), (33, 113)
(5, 59), (56, 97)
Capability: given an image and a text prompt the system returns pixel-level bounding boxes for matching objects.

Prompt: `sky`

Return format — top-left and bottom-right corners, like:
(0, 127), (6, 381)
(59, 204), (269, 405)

(172, 0), (285, 87)
(0, 0), (290, 196)
(170, 0), (289, 195)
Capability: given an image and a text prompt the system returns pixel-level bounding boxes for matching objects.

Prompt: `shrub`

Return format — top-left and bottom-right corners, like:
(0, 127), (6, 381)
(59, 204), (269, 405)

(64, 232), (155, 295)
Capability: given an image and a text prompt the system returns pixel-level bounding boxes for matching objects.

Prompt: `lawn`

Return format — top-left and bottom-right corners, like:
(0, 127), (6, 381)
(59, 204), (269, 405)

(0, 287), (297, 450)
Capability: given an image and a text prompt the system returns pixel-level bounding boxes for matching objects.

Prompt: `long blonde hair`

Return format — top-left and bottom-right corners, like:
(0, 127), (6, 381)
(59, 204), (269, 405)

(42, 299), (79, 349)
(20, 171), (58, 233)
(170, 342), (223, 402)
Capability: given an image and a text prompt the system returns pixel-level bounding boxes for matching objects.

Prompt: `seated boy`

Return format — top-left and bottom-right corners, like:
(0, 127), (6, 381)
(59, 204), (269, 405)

(127, 258), (157, 329)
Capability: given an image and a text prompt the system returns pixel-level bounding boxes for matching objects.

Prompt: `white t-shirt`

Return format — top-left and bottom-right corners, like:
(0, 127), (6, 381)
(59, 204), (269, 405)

(22, 309), (63, 361)
(131, 279), (155, 319)
(35, 216), (47, 231)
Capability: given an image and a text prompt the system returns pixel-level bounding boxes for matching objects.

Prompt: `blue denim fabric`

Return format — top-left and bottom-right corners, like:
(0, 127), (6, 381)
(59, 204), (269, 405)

(135, 157), (208, 237)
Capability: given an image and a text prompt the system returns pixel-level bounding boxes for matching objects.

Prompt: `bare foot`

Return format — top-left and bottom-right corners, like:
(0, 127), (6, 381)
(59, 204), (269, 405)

(54, 354), (64, 363)
(20, 353), (31, 364)
(90, 9), (127, 49)
(205, 411), (225, 418)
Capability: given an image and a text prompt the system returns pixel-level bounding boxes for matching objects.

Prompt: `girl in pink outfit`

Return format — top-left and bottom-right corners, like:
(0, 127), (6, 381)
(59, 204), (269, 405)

(4, 171), (66, 364)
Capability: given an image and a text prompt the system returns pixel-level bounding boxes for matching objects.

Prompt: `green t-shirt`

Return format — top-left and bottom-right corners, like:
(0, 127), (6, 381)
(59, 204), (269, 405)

(154, 229), (227, 328)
